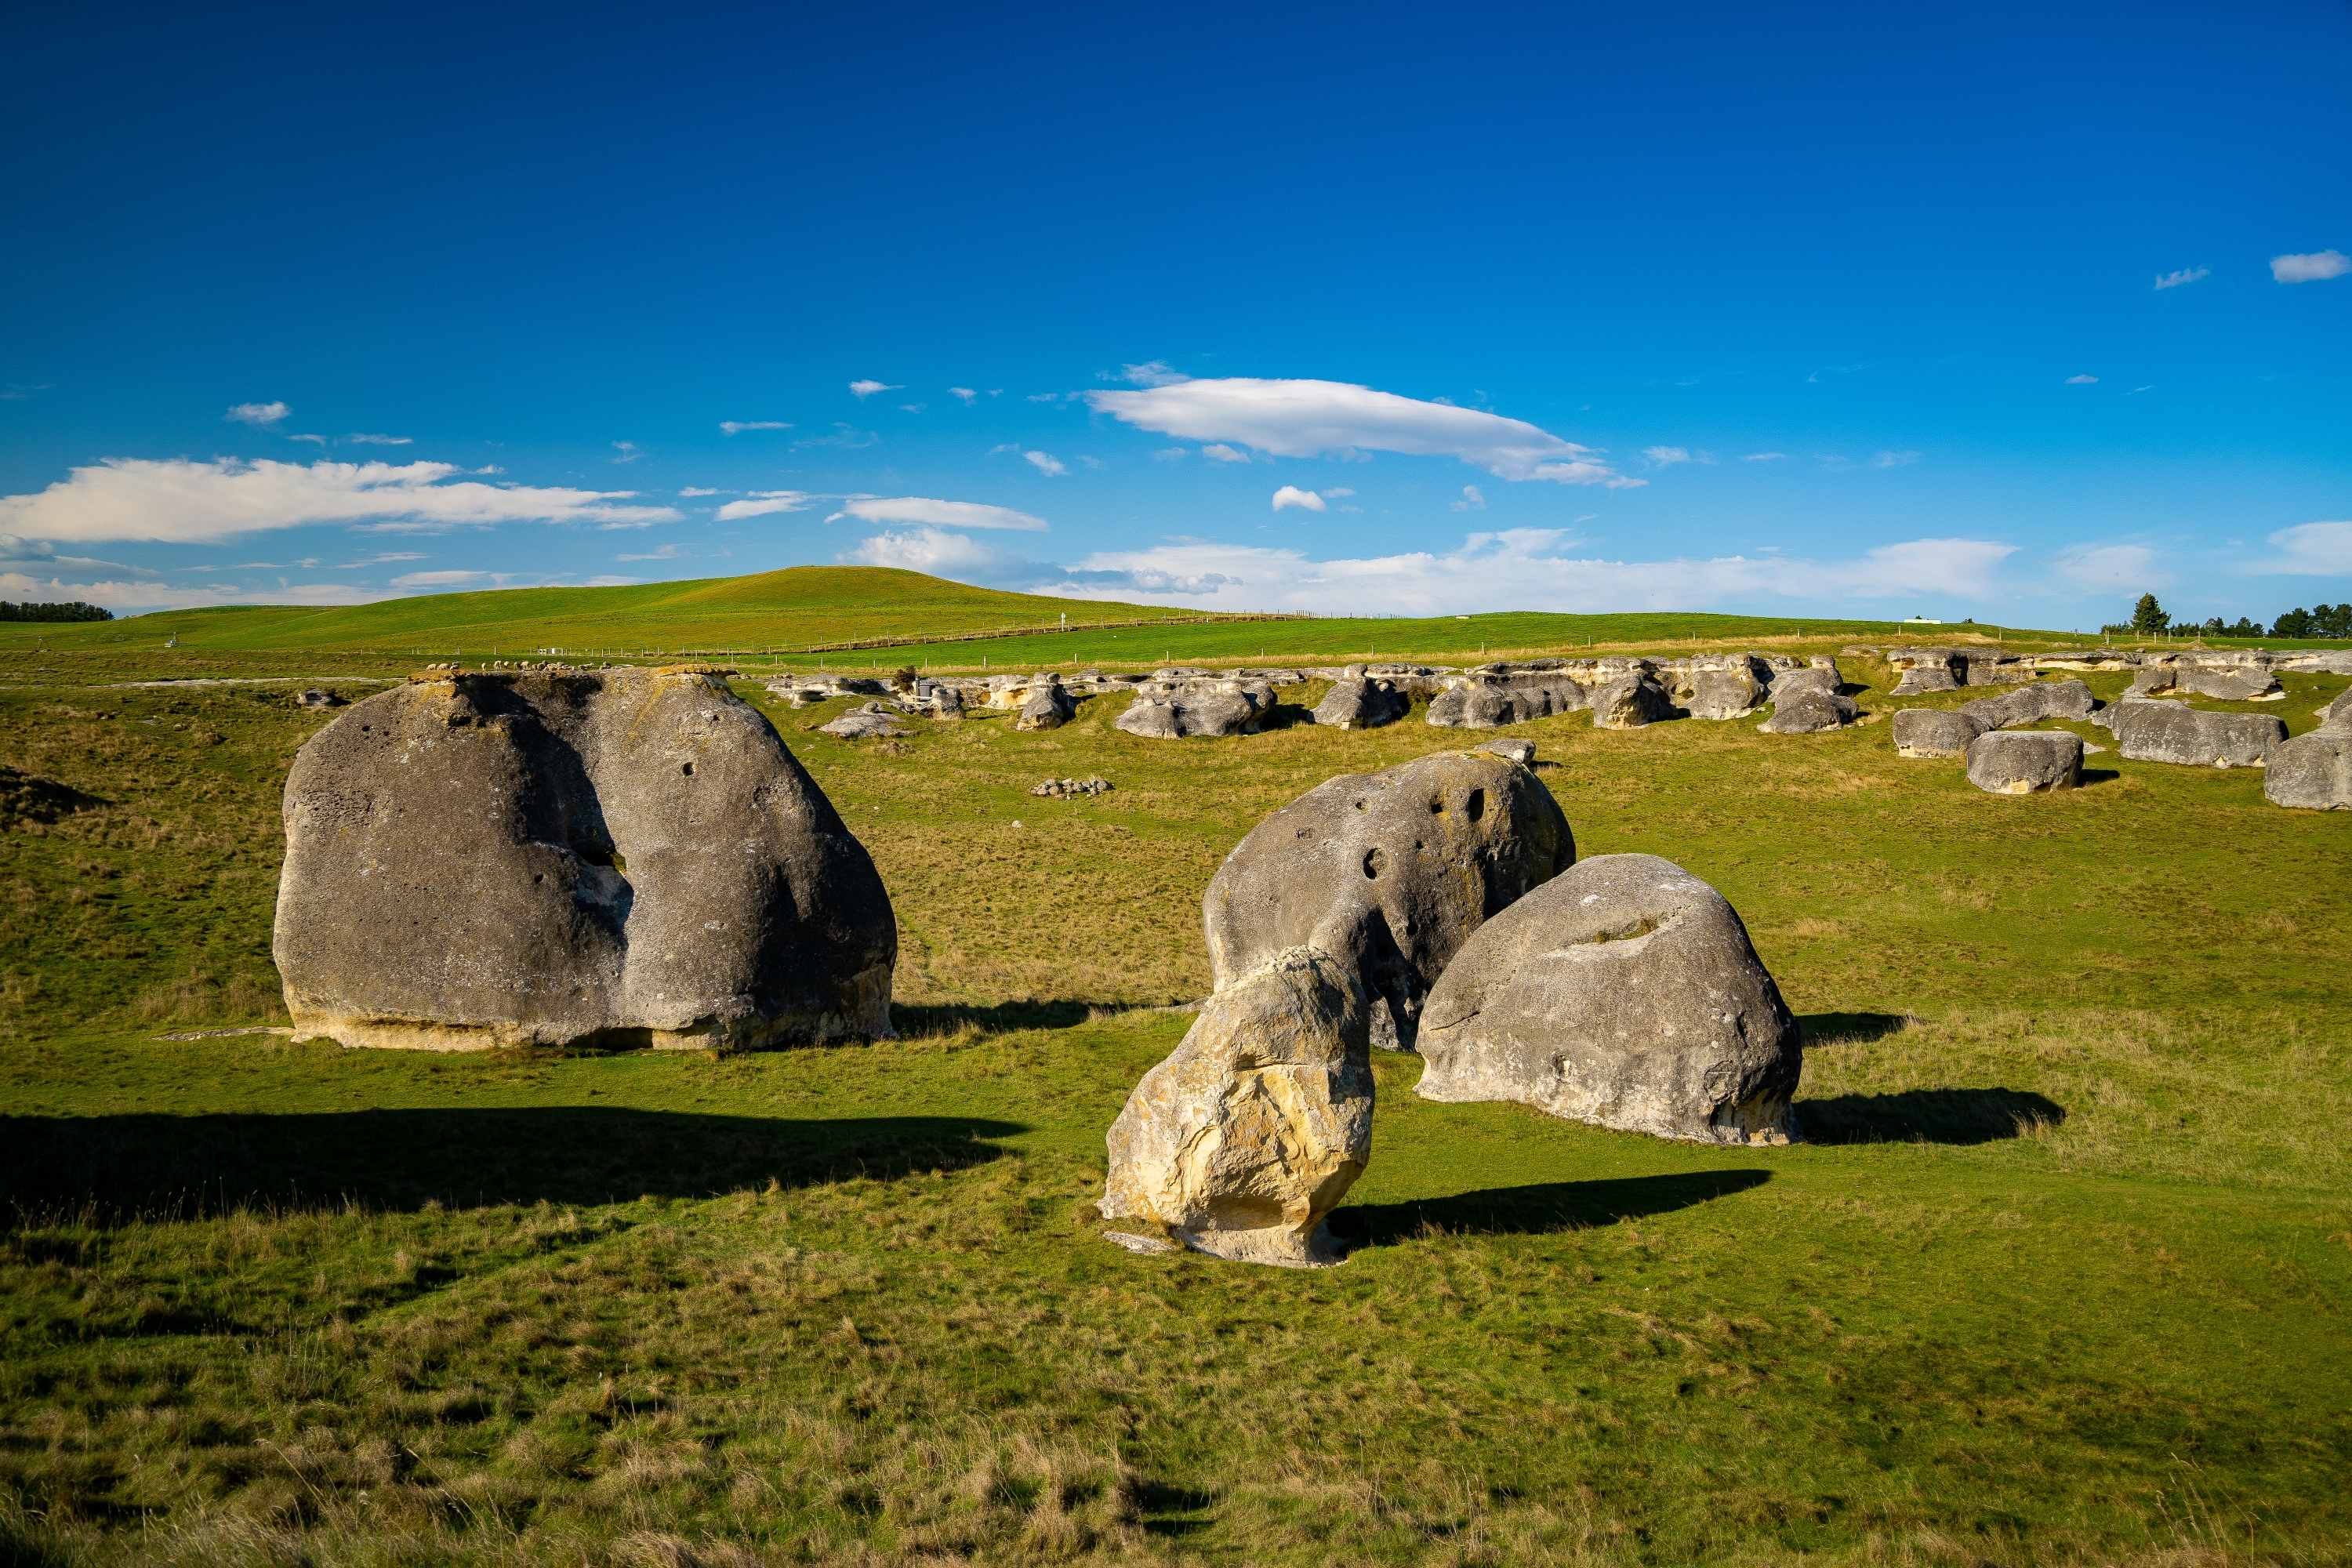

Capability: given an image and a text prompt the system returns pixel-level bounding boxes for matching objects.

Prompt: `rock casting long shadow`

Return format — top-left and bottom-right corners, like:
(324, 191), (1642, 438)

(1330, 1167), (1771, 1249)
(1800, 1087), (2063, 1145)
(0, 1109), (1024, 1223)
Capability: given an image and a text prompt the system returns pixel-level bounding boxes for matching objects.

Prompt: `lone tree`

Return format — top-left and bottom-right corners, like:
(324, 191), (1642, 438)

(2130, 593), (2169, 637)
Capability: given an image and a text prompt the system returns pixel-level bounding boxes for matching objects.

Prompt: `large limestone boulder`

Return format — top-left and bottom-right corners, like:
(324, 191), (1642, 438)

(1099, 946), (1373, 1267)
(1893, 708), (1986, 758)
(1758, 688), (1858, 733)
(2264, 730), (2352, 809)
(2318, 687), (2352, 728)
(1414, 854), (1801, 1145)
(1313, 668), (1411, 731)
(1426, 668), (1589, 729)
(274, 667), (898, 1051)
(2115, 704), (2285, 768)
(1664, 655), (1768, 720)
(1965, 731), (2082, 793)
(1592, 673), (1677, 729)
(1888, 648), (1961, 695)
(1959, 678), (2096, 730)
(1116, 677), (1272, 739)
(818, 701), (912, 739)
(1014, 675), (1078, 731)
(1203, 751), (1573, 1051)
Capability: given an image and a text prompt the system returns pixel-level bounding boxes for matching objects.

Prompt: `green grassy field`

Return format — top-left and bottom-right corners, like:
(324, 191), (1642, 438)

(2, 584), (2349, 1566)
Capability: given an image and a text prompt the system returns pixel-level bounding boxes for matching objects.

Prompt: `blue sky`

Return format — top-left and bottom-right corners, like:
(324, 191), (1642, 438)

(2, 1), (2346, 626)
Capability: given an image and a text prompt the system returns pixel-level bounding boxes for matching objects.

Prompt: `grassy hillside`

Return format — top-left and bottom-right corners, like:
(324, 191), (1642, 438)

(1, 644), (2348, 1564)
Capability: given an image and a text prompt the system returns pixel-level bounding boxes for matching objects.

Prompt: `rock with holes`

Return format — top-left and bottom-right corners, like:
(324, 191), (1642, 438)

(1203, 751), (1573, 1051)
(1414, 853), (1801, 1145)
(1671, 656), (1768, 720)
(1965, 730), (2082, 793)
(1312, 669), (1412, 731)
(1893, 708), (1987, 758)
(2263, 729), (2352, 809)
(2114, 704), (2285, 768)
(274, 666), (898, 1051)
(1098, 946), (1373, 1268)
(1014, 676), (1078, 731)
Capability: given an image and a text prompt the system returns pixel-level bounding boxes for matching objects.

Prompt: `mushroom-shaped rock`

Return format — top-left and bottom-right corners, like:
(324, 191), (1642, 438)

(274, 668), (898, 1051)
(1414, 853), (1801, 1145)
(1758, 689), (1859, 734)
(819, 702), (912, 739)
(1592, 673), (1678, 730)
(1894, 709), (1987, 758)
(2263, 731), (2352, 809)
(1099, 946), (1373, 1267)
(1014, 676), (1078, 731)
(1204, 751), (1573, 1051)
(1313, 671), (1411, 731)
(2114, 705), (2285, 768)
(1965, 730), (2082, 793)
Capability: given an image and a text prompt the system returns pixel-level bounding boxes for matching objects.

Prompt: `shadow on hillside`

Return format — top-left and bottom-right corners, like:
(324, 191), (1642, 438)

(894, 999), (1110, 1033)
(1798, 1011), (1911, 1046)
(1799, 1087), (2063, 1145)
(1331, 1167), (1770, 1249)
(0, 1107), (1022, 1225)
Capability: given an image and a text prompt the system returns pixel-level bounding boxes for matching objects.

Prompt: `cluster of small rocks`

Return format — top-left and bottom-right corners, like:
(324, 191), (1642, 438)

(1030, 776), (1113, 797)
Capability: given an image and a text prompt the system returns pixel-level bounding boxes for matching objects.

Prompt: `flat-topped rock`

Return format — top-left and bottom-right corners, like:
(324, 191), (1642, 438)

(818, 702), (913, 739)
(1426, 668), (1591, 729)
(1312, 672), (1410, 731)
(1414, 853), (1801, 1145)
(1958, 677), (2096, 730)
(1116, 677), (1273, 738)
(1893, 708), (1986, 758)
(274, 667), (897, 1052)
(1965, 731), (2082, 793)
(1759, 688), (1859, 734)
(2114, 704), (2285, 768)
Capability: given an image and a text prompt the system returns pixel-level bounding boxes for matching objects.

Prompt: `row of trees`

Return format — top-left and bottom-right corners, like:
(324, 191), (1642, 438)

(2105, 594), (2351, 641)
(0, 600), (113, 622)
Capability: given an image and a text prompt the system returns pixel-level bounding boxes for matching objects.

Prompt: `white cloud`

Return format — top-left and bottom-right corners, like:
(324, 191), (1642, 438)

(615, 543), (694, 561)
(1200, 444), (1252, 464)
(713, 491), (815, 522)
(1641, 446), (1691, 466)
(1272, 485), (1326, 513)
(289, 434), (328, 445)
(840, 527), (1042, 584)
(0, 571), (379, 612)
(336, 551), (429, 567)
(0, 457), (680, 543)
(1087, 376), (1638, 487)
(2271, 250), (2350, 284)
(720, 420), (791, 435)
(2154, 267), (2209, 291)
(1152, 447), (1189, 462)
(826, 497), (1049, 532)
(849, 379), (902, 398)
(2252, 521), (2352, 575)
(612, 441), (641, 463)
(1871, 451), (1922, 468)
(388, 569), (640, 593)
(1022, 450), (1069, 477)
(2065, 375), (2098, 385)
(1119, 361), (1189, 387)
(226, 401), (289, 427)
(2050, 542), (2169, 592)
(1451, 485), (1486, 512)
(678, 487), (722, 496)
(794, 424), (878, 450)
(1323, 488), (1355, 498)
(950, 387), (977, 404)
(1742, 452), (1790, 462)
(0, 535), (156, 576)
(345, 433), (412, 445)
(900, 403), (926, 414)
(392, 569), (498, 590)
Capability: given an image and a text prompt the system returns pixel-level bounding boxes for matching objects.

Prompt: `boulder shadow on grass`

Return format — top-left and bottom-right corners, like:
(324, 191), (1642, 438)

(0, 1108), (1023, 1225)
(1799, 1087), (2063, 1146)
(1798, 1011), (1911, 1046)
(1330, 1168), (1771, 1250)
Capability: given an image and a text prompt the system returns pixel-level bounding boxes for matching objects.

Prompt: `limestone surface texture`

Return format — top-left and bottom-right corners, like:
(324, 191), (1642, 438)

(1965, 731), (2082, 794)
(1116, 677), (1272, 739)
(1203, 751), (1573, 1051)
(1014, 676), (1078, 731)
(1893, 708), (1987, 758)
(1958, 678), (2096, 730)
(1425, 669), (1590, 729)
(1098, 946), (1373, 1267)
(1414, 853), (1801, 1145)
(2263, 730), (2352, 809)
(1592, 673), (1678, 730)
(1758, 689), (1859, 734)
(274, 667), (898, 1052)
(1313, 670), (1411, 731)
(1475, 738), (1536, 764)
(817, 702), (911, 739)
(2114, 704), (2285, 768)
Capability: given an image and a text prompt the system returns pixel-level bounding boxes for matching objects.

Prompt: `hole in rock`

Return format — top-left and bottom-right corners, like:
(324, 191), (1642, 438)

(1466, 788), (1486, 822)
(681, 762), (694, 775)
(1363, 846), (1386, 880)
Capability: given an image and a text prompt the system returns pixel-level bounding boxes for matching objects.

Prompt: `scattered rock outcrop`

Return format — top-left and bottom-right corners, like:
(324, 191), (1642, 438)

(1475, 738), (1535, 764)
(1893, 709), (1987, 758)
(1886, 647), (2034, 695)
(1099, 946), (1373, 1267)
(818, 702), (912, 739)
(1312, 668), (1412, 731)
(1031, 776), (1113, 797)
(1669, 655), (1768, 720)
(1425, 665), (1592, 729)
(1014, 675), (1079, 731)
(274, 666), (898, 1051)
(1758, 686), (1860, 734)
(1958, 678), (2097, 730)
(1414, 853), (1801, 1145)
(2114, 704), (2285, 768)
(1116, 676), (1275, 739)
(1203, 751), (1573, 1051)
(2129, 652), (2284, 702)
(1965, 731), (2082, 794)
(1592, 672), (1678, 730)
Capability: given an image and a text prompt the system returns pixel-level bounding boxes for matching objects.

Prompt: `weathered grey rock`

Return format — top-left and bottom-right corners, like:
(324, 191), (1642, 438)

(297, 688), (344, 710)
(1965, 731), (2082, 793)
(2263, 730), (2352, 809)
(2127, 653), (2284, 702)
(2318, 687), (2352, 729)
(1661, 655), (1768, 720)
(1893, 708), (1986, 758)
(1203, 751), (1573, 1051)
(1115, 678), (1272, 739)
(1014, 676), (1079, 731)
(1958, 651), (2035, 686)
(274, 667), (898, 1052)
(1030, 775), (1113, 797)
(1592, 673), (1677, 729)
(1769, 665), (1843, 701)
(1414, 854), (1800, 1145)
(2278, 652), (2352, 677)
(1426, 670), (1590, 729)
(1758, 689), (1858, 734)
(1958, 677), (2097, 730)
(818, 702), (912, 739)
(1888, 649), (1961, 695)
(1312, 670), (1411, 731)
(1100, 946), (1372, 1267)
(2114, 704), (2285, 768)
(1475, 738), (1535, 764)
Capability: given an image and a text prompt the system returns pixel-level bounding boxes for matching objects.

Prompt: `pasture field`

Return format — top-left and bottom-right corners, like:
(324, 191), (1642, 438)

(2, 591), (2349, 1566)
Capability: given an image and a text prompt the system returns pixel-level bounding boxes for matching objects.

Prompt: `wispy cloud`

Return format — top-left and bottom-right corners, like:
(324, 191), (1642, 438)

(2065, 374), (2099, 385)
(1742, 452), (1790, 462)
(2050, 541), (2168, 592)
(344, 433), (412, 445)
(0, 457), (680, 543)
(1200, 444), (1252, 465)
(992, 446), (1068, 477)
(1641, 445), (1692, 466)
(226, 401), (289, 427)
(793, 424), (879, 450)
(336, 550), (430, 567)
(826, 497), (1049, 532)
(2271, 250), (2350, 284)
(678, 487), (723, 497)
(898, 403), (926, 415)
(611, 441), (641, 463)
(615, 543), (694, 562)
(2246, 520), (2352, 575)
(1871, 450), (1922, 468)
(713, 491), (815, 522)
(1087, 376), (1637, 487)
(1272, 485), (1326, 514)
(0, 534), (157, 576)
(2154, 267), (2209, 291)
(1450, 485), (1485, 512)
(1119, 361), (1189, 387)
(720, 420), (791, 435)
(949, 387), (977, 404)
(849, 379), (902, 398)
